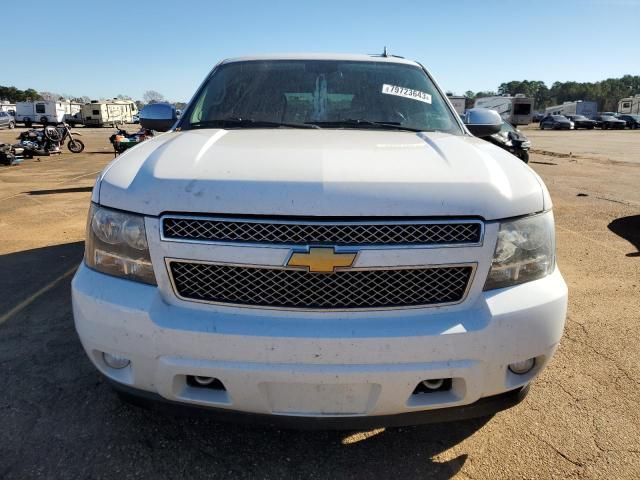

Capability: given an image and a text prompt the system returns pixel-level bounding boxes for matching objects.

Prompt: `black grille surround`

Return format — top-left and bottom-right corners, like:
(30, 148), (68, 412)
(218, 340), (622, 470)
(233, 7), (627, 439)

(162, 217), (482, 246)
(168, 261), (474, 310)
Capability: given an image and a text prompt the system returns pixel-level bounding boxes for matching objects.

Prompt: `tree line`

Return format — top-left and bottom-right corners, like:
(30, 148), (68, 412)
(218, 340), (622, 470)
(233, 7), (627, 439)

(464, 75), (640, 112)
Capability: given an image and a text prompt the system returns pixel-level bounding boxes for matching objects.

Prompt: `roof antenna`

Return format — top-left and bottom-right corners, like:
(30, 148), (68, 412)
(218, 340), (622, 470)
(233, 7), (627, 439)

(382, 46), (389, 57)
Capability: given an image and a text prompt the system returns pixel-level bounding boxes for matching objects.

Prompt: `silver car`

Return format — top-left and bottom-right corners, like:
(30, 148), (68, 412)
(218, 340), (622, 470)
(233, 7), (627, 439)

(0, 111), (15, 129)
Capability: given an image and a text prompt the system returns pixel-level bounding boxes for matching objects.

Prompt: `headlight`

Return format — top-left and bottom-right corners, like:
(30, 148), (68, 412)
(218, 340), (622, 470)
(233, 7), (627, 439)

(85, 204), (156, 285)
(484, 211), (555, 290)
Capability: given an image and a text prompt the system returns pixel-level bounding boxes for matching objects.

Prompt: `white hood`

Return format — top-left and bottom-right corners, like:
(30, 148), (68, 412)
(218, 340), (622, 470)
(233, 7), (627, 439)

(96, 129), (546, 220)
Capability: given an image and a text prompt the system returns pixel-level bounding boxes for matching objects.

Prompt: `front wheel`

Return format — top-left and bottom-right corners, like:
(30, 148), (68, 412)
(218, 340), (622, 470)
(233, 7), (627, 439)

(8, 121), (15, 129)
(520, 151), (529, 163)
(67, 139), (85, 153)
(25, 119), (33, 128)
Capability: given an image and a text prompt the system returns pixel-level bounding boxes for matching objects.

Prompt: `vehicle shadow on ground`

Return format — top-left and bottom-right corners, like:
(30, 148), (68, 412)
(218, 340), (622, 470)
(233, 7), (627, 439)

(0, 241), (487, 480)
(608, 214), (640, 257)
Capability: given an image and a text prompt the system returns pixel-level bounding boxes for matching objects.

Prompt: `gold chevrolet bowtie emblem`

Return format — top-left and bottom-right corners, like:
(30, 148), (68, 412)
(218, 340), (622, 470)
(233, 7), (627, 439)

(287, 247), (357, 273)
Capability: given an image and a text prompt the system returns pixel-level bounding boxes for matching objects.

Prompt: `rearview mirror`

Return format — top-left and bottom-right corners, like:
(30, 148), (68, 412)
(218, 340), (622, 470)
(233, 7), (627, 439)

(463, 108), (502, 137)
(139, 103), (177, 132)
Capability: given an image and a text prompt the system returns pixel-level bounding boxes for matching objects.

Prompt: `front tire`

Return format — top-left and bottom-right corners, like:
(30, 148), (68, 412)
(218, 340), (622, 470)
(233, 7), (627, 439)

(25, 119), (33, 128)
(8, 121), (15, 129)
(67, 139), (85, 153)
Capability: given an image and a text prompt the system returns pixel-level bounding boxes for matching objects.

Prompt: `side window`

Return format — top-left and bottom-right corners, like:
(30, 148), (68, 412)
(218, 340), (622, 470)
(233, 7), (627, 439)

(35, 104), (46, 114)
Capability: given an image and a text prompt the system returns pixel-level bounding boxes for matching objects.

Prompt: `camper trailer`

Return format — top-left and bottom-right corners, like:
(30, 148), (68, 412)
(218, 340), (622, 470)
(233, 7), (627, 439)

(446, 95), (467, 115)
(16, 101), (66, 126)
(0, 103), (16, 115)
(618, 95), (640, 115)
(81, 100), (138, 127)
(474, 94), (534, 125)
(545, 100), (597, 118)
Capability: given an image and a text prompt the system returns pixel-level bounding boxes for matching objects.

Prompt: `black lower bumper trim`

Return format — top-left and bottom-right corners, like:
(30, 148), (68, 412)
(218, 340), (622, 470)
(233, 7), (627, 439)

(110, 381), (530, 430)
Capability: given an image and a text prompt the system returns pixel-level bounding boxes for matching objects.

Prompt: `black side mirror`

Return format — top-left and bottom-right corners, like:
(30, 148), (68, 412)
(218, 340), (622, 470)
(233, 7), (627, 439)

(463, 108), (503, 137)
(139, 103), (177, 132)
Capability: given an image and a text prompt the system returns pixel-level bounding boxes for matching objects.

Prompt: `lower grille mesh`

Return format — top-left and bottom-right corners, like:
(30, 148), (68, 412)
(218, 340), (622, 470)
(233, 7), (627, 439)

(169, 262), (473, 309)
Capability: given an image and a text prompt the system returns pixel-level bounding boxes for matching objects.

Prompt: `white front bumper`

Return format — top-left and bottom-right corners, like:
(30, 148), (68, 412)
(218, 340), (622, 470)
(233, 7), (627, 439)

(72, 264), (567, 418)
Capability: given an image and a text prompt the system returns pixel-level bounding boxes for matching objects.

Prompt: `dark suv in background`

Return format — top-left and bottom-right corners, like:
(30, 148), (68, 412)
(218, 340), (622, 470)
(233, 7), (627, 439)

(617, 114), (640, 129)
(565, 115), (596, 129)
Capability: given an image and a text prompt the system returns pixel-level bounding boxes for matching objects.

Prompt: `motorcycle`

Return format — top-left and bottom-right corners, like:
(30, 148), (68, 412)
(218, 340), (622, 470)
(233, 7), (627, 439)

(17, 123), (84, 157)
(46, 122), (85, 153)
(17, 128), (61, 157)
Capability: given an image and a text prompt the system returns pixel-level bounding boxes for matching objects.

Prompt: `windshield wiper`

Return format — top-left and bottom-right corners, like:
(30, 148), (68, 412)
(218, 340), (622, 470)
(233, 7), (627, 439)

(308, 119), (423, 132)
(187, 117), (320, 130)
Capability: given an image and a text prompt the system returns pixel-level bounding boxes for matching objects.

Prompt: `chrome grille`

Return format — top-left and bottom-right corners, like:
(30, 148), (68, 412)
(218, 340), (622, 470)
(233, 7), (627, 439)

(162, 217), (482, 246)
(169, 261), (473, 309)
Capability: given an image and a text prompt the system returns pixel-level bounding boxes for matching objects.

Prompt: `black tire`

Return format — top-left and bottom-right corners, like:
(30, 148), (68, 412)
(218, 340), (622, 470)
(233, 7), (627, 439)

(602, 123), (608, 130)
(25, 119), (33, 128)
(40, 117), (49, 126)
(8, 121), (15, 129)
(67, 138), (85, 153)
(540, 123), (545, 130)
(520, 151), (529, 163)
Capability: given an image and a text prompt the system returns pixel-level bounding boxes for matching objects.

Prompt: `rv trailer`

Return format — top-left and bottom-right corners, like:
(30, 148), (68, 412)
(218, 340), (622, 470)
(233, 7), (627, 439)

(474, 94), (534, 125)
(545, 100), (597, 118)
(81, 100), (138, 127)
(15, 100), (82, 127)
(618, 95), (640, 114)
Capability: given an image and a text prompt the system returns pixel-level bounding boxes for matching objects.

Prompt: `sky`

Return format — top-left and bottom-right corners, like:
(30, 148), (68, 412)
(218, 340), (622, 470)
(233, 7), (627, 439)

(2, 0), (639, 102)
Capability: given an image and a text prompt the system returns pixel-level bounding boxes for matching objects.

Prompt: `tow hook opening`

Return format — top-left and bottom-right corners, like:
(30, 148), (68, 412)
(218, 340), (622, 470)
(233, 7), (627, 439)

(186, 375), (227, 391)
(412, 378), (453, 395)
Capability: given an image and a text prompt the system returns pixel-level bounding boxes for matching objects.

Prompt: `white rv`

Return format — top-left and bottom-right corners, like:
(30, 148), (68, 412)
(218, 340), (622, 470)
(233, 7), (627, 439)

(545, 100), (597, 118)
(474, 94), (534, 125)
(16, 101), (65, 126)
(618, 95), (640, 114)
(15, 100), (82, 126)
(0, 103), (16, 115)
(446, 95), (467, 115)
(81, 100), (138, 127)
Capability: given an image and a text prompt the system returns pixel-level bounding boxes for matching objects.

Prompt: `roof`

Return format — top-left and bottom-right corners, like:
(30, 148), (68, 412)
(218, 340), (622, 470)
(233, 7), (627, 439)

(220, 53), (420, 67)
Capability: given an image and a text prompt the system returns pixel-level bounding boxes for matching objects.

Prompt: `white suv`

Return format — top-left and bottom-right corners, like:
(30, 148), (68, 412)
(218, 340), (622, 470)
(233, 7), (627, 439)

(72, 54), (567, 428)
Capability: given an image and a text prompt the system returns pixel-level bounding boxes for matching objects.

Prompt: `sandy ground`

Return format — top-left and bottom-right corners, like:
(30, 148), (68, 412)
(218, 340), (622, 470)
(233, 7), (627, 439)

(0, 126), (638, 479)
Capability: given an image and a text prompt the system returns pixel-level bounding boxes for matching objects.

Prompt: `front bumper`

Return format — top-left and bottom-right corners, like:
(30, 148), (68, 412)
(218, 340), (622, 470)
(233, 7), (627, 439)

(72, 264), (567, 424)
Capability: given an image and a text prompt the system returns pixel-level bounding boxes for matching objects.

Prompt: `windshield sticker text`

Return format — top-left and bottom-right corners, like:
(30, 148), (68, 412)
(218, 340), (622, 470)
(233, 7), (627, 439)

(381, 84), (432, 104)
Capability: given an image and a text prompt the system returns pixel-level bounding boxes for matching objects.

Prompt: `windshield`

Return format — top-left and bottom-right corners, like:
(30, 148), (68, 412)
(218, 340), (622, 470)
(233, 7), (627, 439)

(552, 115), (567, 120)
(183, 60), (462, 134)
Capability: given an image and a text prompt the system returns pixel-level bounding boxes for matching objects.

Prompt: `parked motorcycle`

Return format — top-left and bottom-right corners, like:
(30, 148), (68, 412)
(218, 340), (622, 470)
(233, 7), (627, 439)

(45, 122), (85, 153)
(17, 127), (61, 157)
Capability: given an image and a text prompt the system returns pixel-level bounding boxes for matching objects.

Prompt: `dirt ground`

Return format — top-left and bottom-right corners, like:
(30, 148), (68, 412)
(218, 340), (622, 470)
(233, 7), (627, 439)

(0, 126), (639, 479)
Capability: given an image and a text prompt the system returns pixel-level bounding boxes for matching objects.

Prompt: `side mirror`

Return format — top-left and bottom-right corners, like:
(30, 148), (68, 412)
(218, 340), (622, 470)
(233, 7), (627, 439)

(463, 108), (503, 137)
(139, 103), (177, 132)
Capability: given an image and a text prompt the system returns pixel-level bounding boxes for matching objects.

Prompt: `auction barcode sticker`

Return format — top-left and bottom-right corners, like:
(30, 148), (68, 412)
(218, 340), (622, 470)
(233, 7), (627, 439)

(381, 84), (432, 104)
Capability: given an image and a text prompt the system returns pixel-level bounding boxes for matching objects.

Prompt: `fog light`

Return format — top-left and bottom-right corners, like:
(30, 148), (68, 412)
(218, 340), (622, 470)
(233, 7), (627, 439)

(194, 376), (215, 386)
(103, 352), (130, 369)
(508, 358), (536, 375)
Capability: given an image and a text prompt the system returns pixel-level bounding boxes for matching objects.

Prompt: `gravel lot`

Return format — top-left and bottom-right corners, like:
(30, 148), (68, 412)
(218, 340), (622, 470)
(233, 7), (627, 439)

(1, 126), (639, 479)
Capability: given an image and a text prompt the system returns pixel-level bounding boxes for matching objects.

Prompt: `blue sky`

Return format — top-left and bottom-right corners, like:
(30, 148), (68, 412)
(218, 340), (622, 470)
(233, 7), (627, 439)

(2, 0), (638, 102)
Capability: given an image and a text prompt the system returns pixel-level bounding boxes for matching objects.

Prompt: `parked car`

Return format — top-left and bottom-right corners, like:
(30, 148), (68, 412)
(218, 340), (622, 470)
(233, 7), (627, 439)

(532, 112), (545, 122)
(72, 53), (567, 428)
(539, 115), (573, 130)
(565, 115), (596, 130)
(483, 119), (531, 162)
(0, 111), (15, 129)
(592, 114), (626, 129)
(617, 114), (640, 129)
